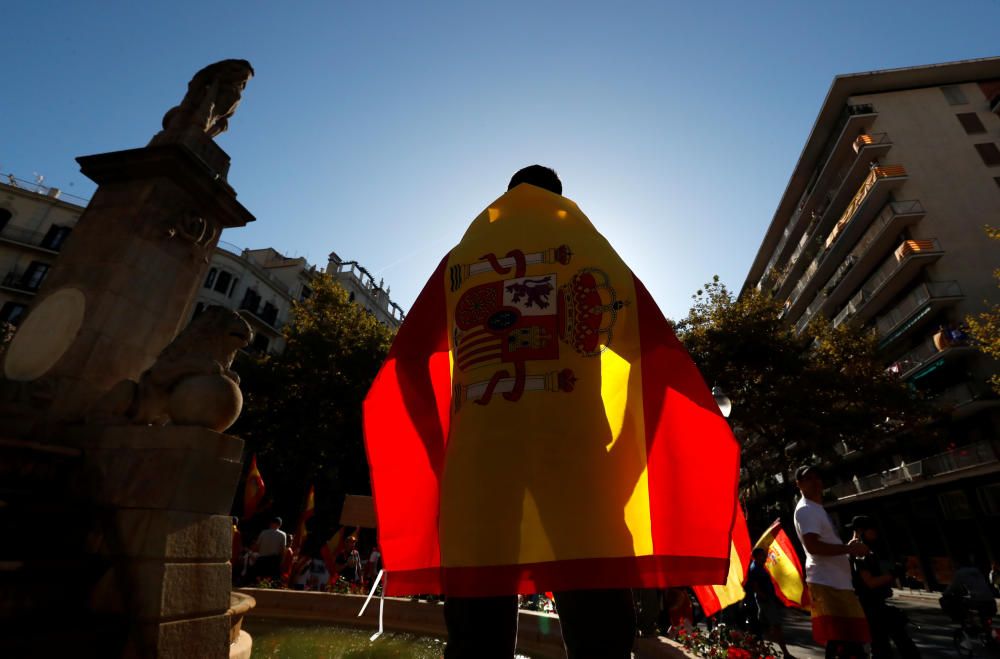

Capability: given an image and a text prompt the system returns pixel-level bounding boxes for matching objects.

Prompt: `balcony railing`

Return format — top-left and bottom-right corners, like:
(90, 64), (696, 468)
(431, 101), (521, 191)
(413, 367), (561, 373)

(786, 157), (901, 311)
(830, 440), (999, 500)
(1, 270), (42, 294)
(935, 381), (993, 410)
(833, 238), (943, 327)
(874, 280), (962, 338)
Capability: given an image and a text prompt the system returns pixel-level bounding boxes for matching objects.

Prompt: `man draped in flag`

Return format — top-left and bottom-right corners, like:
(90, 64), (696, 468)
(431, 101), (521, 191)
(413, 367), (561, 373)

(793, 465), (870, 658)
(364, 166), (740, 658)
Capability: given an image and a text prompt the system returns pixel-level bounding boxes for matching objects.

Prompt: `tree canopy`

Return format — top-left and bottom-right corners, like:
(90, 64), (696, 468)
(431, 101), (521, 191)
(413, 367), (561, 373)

(672, 276), (937, 491)
(231, 273), (394, 528)
(966, 225), (1000, 395)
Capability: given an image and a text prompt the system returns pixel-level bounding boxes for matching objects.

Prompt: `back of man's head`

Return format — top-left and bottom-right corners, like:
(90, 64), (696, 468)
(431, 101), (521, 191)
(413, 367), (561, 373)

(508, 165), (562, 196)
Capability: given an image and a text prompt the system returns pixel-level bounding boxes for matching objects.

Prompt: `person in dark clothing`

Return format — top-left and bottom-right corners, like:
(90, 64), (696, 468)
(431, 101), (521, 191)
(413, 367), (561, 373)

(746, 547), (796, 659)
(848, 516), (920, 659)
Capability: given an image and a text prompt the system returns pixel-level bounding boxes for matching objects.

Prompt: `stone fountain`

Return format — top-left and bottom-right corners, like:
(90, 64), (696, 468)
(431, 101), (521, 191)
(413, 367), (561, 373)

(0, 60), (258, 658)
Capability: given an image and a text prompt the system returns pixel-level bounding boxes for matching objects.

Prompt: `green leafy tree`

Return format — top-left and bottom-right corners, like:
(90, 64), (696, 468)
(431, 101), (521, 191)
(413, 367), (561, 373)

(673, 276), (936, 491)
(231, 273), (395, 526)
(966, 225), (1000, 394)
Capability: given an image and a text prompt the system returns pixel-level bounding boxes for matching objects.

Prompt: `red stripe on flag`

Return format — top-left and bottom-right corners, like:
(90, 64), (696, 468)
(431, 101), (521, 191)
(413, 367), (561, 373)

(384, 555), (729, 597)
(364, 256), (452, 579)
(633, 276), (740, 570)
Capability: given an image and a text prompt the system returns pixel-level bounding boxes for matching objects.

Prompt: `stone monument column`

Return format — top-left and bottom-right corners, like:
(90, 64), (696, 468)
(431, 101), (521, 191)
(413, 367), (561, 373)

(0, 60), (259, 658)
(2, 59), (256, 424)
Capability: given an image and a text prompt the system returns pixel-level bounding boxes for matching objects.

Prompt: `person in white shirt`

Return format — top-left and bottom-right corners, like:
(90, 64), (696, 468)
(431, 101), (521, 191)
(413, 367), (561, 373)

(793, 465), (870, 659)
(252, 516), (288, 581)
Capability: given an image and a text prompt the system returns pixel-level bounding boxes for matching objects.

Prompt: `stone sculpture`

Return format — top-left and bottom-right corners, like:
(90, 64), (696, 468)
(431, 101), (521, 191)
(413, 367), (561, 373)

(91, 306), (253, 432)
(155, 59), (254, 140)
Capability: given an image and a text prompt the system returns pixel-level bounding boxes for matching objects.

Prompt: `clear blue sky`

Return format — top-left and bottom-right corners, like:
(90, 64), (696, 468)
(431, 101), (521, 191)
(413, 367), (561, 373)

(3, 1), (998, 320)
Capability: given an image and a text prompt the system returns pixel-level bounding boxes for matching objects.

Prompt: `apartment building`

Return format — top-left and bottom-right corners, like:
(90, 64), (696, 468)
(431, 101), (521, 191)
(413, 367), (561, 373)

(327, 251), (405, 329)
(190, 245), (317, 355)
(1, 173), (405, 355)
(0, 176), (87, 326)
(743, 57), (1000, 587)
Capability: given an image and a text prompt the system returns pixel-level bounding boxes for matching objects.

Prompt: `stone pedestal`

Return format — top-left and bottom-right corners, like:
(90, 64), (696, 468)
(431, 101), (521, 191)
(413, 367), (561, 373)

(1, 141), (254, 423)
(72, 426), (243, 658)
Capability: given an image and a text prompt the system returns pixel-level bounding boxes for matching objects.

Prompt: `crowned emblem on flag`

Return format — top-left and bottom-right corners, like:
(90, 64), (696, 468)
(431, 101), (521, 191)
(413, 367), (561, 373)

(452, 254), (627, 408)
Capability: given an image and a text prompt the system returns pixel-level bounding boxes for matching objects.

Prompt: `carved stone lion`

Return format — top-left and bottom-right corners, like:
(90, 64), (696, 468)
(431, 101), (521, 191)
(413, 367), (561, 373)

(157, 59), (254, 139)
(90, 306), (253, 432)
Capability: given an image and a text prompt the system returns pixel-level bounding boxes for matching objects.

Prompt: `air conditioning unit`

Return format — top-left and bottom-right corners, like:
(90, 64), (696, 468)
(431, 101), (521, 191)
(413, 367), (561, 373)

(46, 187), (61, 199)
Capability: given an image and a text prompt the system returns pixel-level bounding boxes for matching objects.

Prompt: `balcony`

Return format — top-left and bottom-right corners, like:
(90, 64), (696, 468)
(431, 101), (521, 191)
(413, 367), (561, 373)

(874, 280), (963, 348)
(766, 111), (883, 285)
(833, 238), (945, 328)
(935, 381), (1000, 419)
(816, 200), (925, 317)
(885, 334), (976, 381)
(1, 270), (43, 295)
(829, 440), (999, 501)
(784, 159), (907, 324)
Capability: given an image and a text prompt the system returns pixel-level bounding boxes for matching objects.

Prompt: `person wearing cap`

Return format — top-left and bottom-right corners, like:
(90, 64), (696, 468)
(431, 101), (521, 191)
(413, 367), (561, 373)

(252, 516), (288, 581)
(793, 465), (871, 658)
(848, 516), (920, 659)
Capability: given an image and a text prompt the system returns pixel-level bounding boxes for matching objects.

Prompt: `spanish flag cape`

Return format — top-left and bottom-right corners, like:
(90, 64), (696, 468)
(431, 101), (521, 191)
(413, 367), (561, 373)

(363, 184), (740, 596)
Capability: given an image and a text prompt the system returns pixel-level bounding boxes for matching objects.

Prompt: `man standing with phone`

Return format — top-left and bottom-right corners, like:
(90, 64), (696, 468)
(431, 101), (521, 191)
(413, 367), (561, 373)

(793, 466), (871, 658)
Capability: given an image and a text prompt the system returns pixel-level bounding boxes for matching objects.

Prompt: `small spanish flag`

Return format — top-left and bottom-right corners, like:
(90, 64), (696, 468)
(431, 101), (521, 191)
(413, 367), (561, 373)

(753, 520), (809, 609)
(294, 484), (316, 551)
(243, 454), (265, 520)
(692, 508), (752, 618)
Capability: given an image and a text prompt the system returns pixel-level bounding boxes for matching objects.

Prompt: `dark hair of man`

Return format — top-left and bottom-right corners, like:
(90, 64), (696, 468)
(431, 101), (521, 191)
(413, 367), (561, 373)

(508, 165), (562, 195)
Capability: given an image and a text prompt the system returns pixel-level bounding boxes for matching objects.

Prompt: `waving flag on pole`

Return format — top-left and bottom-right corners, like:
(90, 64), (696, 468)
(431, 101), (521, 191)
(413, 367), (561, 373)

(363, 184), (740, 596)
(754, 520), (809, 609)
(692, 508), (752, 617)
(294, 484), (316, 551)
(242, 454), (265, 520)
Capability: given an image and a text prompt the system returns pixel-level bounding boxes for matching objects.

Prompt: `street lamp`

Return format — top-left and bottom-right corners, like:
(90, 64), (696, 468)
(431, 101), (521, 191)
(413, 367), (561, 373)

(712, 386), (732, 419)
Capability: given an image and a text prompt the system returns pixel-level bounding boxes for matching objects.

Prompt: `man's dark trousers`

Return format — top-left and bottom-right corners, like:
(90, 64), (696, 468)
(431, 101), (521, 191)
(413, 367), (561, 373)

(444, 589), (636, 658)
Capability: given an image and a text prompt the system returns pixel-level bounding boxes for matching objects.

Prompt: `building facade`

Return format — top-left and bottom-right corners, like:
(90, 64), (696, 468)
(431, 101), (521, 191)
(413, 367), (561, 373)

(1, 174), (405, 355)
(327, 251), (405, 328)
(190, 246), (317, 355)
(742, 58), (1000, 588)
(0, 176), (87, 327)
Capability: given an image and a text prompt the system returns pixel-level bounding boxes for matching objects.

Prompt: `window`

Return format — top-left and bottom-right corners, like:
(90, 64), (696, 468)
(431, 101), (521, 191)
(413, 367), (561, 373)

(260, 302), (278, 326)
(22, 261), (50, 290)
(0, 208), (11, 232)
(204, 268), (217, 289)
(40, 225), (72, 251)
(0, 301), (27, 325)
(300, 285), (312, 301)
(955, 113), (986, 134)
(348, 291), (355, 302)
(193, 302), (205, 317)
(941, 85), (968, 105)
(979, 483), (1000, 516)
(213, 270), (232, 294)
(250, 334), (270, 354)
(228, 277), (239, 297)
(241, 288), (261, 313)
(939, 490), (974, 520)
(974, 142), (1000, 166)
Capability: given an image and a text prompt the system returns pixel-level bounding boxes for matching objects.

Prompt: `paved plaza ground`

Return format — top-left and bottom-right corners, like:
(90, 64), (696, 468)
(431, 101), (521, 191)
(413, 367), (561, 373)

(778, 590), (996, 659)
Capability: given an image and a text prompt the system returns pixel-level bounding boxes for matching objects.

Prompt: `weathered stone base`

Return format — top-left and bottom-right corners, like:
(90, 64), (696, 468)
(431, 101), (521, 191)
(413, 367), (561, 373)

(74, 425), (244, 658)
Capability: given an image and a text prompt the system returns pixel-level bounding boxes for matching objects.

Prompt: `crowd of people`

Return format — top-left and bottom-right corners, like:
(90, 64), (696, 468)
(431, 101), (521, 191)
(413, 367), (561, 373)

(230, 516), (382, 593)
